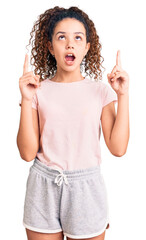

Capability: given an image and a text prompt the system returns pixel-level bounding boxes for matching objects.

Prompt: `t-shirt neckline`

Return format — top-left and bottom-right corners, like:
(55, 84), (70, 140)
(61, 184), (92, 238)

(46, 77), (88, 84)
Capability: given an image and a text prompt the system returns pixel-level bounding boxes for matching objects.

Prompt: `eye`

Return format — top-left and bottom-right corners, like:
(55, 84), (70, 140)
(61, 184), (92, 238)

(75, 36), (82, 40)
(58, 35), (65, 40)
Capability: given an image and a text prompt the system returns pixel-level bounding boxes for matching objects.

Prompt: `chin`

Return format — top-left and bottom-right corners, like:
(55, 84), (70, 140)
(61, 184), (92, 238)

(60, 65), (79, 72)
(57, 59), (81, 72)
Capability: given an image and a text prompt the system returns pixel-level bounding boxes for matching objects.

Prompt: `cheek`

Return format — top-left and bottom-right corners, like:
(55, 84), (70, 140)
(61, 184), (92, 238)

(77, 46), (86, 58)
(53, 48), (63, 60)
(52, 40), (62, 51)
(76, 41), (86, 51)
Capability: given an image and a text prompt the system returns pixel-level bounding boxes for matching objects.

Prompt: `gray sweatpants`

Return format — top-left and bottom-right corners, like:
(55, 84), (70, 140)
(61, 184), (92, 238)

(23, 158), (109, 239)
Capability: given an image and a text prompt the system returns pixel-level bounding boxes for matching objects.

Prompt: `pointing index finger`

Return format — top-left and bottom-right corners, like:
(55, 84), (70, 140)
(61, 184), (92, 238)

(116, 50), (122, 67)
(23, 54), (29, 75)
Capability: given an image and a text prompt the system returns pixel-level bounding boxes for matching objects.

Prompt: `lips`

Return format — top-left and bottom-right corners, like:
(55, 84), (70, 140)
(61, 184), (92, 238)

(65, 53), (76, 65)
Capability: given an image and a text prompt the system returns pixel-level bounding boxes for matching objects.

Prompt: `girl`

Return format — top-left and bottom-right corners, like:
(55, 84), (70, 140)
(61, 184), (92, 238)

(17, 6), (129, 240)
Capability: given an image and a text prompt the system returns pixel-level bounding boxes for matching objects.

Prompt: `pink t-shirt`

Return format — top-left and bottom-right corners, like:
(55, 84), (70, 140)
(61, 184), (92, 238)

(19, 77), (118, 171)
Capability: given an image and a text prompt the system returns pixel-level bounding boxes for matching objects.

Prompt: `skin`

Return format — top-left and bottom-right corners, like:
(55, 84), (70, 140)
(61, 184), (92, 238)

(101, 50), (130, 156)
(26, 228), (106, 240)
(48, 18), (90, 83)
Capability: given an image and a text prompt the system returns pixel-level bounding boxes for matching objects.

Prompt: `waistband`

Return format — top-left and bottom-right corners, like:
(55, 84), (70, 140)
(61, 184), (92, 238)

(32, 158), (101, 187)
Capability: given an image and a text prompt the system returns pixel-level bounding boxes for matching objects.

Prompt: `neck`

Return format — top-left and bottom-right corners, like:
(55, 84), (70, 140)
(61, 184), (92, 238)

(53, 66), (84, 83)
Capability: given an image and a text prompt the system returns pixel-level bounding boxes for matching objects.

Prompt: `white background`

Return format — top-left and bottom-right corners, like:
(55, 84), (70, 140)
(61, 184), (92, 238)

(0, 0), (146, 239)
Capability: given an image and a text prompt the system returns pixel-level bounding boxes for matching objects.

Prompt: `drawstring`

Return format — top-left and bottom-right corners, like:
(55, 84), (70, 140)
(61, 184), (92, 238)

(54, 171), (69, 186)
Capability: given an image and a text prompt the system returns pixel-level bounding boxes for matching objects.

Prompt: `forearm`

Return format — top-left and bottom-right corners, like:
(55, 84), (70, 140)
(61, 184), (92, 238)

(16, 99), (39, 161)
(109, 93), (130, 156)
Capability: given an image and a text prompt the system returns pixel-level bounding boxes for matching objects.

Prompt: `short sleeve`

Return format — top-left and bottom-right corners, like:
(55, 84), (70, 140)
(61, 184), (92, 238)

(102, 83), (118, 108)
(19, 93), (38, 110)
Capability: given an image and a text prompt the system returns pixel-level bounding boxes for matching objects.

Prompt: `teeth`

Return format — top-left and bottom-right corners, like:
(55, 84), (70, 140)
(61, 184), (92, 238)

(67, 54), (73, 56)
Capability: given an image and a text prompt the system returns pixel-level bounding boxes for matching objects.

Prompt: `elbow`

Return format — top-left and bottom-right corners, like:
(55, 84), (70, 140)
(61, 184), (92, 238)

(108, 138), (129, 157)
(21, 155), (35, 162)
(109, 146), (128, 157)
(16, 138), (38, 162)
(112, 147), (128, 157)
(17, 146), (37, 162)
(112, 151), (126, 157)
(21, 149), (38, 162)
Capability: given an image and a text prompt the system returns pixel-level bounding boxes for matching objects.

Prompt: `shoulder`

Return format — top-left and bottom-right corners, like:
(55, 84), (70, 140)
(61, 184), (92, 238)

(89, 79), (112, 94)
(94, 80), (111, 89)
(96, 80), (117, 97)
(35, 78), (49, 94)
(91, 79), (118, 107)
(89, 79), (109, 88)
(40, 78), (49, 87)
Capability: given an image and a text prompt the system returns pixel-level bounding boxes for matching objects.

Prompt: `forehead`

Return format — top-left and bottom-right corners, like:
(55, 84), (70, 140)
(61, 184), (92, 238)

(54, 18), (86, 33)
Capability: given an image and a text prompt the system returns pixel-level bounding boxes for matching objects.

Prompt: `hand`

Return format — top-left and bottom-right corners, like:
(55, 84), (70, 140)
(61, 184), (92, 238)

(107, 50), (129, 96)
(19, 54), (41, 101)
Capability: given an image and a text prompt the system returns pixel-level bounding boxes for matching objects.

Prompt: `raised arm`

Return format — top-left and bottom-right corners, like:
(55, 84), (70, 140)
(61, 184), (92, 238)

(16, 54), (41, 162)
(101, 50), (130, 156)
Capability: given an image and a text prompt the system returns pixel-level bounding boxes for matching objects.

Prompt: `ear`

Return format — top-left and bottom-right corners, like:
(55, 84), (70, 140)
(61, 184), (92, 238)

(48, 41), (54, 56)
(84, 42), (90, 56)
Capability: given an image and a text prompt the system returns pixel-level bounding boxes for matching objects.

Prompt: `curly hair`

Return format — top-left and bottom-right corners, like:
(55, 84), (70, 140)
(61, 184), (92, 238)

(26, 6), (105, 82)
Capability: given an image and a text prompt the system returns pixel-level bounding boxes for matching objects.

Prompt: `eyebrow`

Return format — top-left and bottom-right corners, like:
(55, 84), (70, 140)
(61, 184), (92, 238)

(56, 31), (85, 36)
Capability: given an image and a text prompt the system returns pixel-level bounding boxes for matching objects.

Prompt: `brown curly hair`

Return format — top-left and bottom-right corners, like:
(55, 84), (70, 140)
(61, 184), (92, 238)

(26, 6), (105, 82)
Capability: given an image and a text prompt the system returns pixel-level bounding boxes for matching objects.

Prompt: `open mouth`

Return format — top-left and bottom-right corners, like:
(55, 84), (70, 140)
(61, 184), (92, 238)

(65, 53), (76, 63)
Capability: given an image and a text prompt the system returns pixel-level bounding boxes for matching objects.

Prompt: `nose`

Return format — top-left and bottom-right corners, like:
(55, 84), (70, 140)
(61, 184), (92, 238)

(66, 44), (74, 49)
(65, 38), (74, 49)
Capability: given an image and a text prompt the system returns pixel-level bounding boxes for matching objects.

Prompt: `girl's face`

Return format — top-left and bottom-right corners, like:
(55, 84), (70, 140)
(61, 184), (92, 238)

(48, 18), (90, 72)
